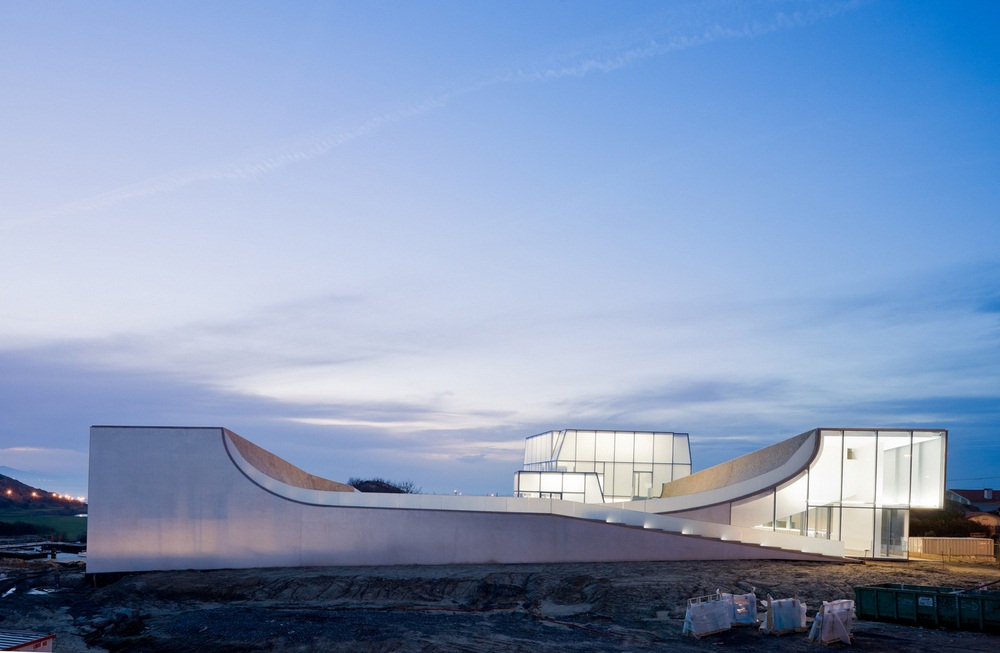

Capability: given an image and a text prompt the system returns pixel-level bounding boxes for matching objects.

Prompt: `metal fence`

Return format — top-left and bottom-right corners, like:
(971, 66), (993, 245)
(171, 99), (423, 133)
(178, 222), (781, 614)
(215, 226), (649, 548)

(908, 537), (997, 560)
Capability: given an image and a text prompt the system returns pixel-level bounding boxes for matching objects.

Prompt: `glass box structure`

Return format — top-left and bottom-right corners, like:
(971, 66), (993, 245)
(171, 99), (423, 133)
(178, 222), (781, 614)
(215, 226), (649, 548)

(655, 428), (947, 559)
(730, 429), (946, 557)
(513, 429), (692, 503)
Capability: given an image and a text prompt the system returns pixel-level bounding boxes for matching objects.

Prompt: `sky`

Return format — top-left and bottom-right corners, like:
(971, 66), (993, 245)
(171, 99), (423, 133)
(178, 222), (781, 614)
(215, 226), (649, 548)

(1, 0), (998, 500)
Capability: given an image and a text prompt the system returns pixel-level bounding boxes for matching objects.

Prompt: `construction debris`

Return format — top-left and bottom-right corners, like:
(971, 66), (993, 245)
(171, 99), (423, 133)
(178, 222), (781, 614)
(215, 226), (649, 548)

(682, 589), (759, 637)
(759, 595), (808, 635)
(808, 599), (854, 645)
(682, 593), (732, 637)
(721, 590), (759, 626)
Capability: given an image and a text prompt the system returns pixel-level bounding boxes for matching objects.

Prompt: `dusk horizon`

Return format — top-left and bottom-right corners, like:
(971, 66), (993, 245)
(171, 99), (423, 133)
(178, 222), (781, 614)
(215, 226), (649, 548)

(2, 0), (998, 501)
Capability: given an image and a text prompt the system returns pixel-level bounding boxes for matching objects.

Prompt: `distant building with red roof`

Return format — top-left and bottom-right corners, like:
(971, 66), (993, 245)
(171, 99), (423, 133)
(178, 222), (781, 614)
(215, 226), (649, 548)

(947, 488), (1000, 512)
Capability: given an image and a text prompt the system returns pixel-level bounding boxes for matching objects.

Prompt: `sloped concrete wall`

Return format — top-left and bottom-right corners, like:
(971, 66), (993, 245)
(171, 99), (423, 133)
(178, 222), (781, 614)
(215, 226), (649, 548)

(637, 430), (819, 514)
(87, 426), (831, 573)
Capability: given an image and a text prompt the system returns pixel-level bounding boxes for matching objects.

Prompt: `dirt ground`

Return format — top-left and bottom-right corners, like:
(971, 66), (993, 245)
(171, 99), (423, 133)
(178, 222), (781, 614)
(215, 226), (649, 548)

(1, 555), (999, 652)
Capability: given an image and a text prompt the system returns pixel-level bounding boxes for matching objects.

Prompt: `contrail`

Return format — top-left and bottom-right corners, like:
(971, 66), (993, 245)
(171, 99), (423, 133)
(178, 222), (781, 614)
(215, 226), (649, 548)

(5, 98), (448, 228)
(496, 0), (865, 83)
(6, 0), (863, 229)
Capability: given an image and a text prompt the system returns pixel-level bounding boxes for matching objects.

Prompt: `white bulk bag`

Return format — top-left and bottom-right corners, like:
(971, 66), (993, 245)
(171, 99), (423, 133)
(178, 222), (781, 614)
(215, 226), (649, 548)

(808, 599), (854, 645)
(759, 595), (808, 634)
(683, 593), (731, 638)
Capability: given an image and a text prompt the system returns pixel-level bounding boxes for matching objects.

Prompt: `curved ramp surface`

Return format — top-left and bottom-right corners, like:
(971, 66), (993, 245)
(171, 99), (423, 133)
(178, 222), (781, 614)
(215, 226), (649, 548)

(224, 429), (357, 494)
(638, 430), (820, 514)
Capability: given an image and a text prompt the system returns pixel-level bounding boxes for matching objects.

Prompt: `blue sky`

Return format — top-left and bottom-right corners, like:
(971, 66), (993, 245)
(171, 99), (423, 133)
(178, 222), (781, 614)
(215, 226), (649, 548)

(1, 0), (998, 500)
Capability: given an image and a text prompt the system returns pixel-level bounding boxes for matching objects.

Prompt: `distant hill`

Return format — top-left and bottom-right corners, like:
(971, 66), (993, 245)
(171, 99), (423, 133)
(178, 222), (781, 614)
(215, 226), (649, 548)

(0, 473), (88, 540)
(0, 465), (43, 480)
(0, 473), (87, 512)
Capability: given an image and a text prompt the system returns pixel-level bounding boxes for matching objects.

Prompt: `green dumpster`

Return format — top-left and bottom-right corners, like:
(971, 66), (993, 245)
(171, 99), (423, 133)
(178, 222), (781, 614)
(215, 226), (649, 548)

(854, 583), (1000, 632)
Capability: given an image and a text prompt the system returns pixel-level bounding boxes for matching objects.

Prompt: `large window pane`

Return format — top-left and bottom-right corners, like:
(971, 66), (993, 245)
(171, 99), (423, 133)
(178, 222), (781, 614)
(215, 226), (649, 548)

(910, 432), (945, 508)
(557, 431), (576, 465)
(542, 432), (556, 462)
(876, 508), (907, 558)
(603, 466), (616, 499)
(774, 473), (808, 533)
(842, 431), (876, 506)
(586, 475), (605, 502)
(841, 507), (875, 556)
(807, 506), (840, 540)
(517, 472), (539, 493)
(615, 432), (635, 462)
(576, 431), (596, 463)
(540, 473), (562, 493)
(673, 434), (691, 464)
(563, 474), (585, 494)
(653, 433), (673, 463)
(786, 509), (808, 536)
(632, 471), (654, 498)
(634, 432), (654, 463)
(525, 432), (557, 466)
(612, 462), (633, 499)
(652, 463), (673, 490)
(595, 434), (615, 461)
(876, 431), (912, 506)
(809, 431), (843, 506)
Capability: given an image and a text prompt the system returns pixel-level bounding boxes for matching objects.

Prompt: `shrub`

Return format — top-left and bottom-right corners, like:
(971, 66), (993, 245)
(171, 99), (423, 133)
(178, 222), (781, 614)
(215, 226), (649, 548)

(348, 478), (421, 494)
(910, 507), (991, 537)
(0, 520), (56, 536)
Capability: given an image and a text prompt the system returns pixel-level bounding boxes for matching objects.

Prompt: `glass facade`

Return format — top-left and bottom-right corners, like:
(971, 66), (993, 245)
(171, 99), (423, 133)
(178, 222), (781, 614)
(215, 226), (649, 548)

(515, 429), (692, 503)
(728, 429), (947, 558)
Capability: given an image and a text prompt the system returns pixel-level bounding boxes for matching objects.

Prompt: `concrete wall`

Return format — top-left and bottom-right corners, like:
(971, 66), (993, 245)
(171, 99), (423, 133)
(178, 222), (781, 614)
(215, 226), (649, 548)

(650, 430), (818, 511)
(87, 426), (835, 573)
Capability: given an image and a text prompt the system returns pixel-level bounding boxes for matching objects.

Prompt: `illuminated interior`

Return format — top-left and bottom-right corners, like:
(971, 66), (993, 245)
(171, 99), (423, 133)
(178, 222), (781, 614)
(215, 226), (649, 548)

(513, 429), (692, 503)
(729, 429), (946, 558)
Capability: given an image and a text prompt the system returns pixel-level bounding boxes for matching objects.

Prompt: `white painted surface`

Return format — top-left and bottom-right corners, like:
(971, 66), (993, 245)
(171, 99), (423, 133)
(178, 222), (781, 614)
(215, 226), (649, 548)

(87, 426), (840, 573)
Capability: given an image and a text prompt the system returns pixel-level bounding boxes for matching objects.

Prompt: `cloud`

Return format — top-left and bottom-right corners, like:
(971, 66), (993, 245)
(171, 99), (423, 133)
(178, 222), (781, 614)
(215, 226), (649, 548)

(5, 0), (866, 230)
(0, 451), (89, 500)
(0, 346), (528, 478)
(2, 255), (994, 493)
(0, 339), (795, 492)
(580, 379), (789, 413)
(845, 395), (1000, 427)
(0, 320), (995, 496)
(6, 258), (994, 438)
(0, 447), (88, 474)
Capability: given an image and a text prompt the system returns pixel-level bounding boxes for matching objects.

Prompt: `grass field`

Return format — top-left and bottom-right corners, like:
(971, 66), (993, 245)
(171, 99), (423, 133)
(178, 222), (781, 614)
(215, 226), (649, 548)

(0, 507), (87, 541)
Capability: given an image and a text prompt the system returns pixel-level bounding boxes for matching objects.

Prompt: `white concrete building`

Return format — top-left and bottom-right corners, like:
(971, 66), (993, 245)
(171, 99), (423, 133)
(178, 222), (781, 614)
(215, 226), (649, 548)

(86, 425), (946, 573)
